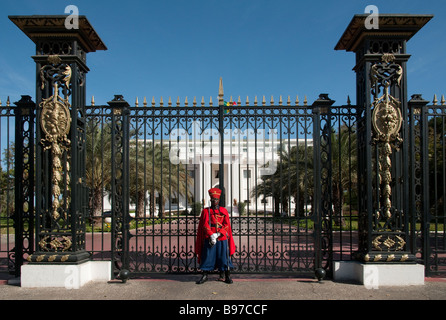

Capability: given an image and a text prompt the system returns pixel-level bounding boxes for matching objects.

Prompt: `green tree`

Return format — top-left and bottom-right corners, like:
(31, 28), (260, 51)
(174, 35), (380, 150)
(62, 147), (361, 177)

(130, 141), (193, 218)
(252, 144), (314, 217)
(0, 143), (15, 218)
(329, 127), (358, 226)
(251, 126), (357, 222)
(427, 117), (445, 217)
(85, 119), (112, 224)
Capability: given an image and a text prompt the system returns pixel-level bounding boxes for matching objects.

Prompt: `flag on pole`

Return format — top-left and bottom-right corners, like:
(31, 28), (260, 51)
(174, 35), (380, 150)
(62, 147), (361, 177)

(223, 101), (236, 114)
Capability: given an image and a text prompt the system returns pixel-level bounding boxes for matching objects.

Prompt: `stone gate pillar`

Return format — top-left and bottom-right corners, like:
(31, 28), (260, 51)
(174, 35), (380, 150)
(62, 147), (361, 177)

(9, 15), (108, 287)
(334, 14), (432, 286)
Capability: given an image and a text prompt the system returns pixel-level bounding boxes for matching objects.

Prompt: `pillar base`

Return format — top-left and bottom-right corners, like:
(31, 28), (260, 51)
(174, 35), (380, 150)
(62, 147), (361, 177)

(21, 260), (111, 288)
(333, 261), (425, 287)
(26, 251), (91, 264)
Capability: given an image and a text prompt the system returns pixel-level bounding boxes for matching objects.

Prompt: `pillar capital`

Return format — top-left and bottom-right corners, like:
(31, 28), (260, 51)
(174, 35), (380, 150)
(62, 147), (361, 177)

(335, 14), (433, 53)
(9, 15), (107, 53)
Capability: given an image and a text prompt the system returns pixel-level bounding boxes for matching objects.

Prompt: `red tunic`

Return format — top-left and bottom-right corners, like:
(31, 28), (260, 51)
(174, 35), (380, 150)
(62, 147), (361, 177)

(195, 206), (236, 263)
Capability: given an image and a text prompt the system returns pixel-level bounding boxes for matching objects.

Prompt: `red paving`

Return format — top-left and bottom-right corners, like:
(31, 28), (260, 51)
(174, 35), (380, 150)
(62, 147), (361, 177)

(1, 219), (445, 279)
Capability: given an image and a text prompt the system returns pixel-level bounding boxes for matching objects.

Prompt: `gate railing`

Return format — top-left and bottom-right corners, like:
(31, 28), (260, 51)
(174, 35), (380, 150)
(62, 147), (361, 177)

(85, 92), (323, 276)
(2, 13), (445, 280)
(1, 91), (445, 278)
(0, 96), (35, 277)
(409, 95), (446, 276)
(0, 97), (17, 275)
(80, 90), (446, 278)
(82, 91), (359, 278)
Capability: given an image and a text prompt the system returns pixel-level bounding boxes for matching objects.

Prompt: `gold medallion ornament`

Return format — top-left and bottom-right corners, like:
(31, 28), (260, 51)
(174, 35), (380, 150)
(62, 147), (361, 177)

(39, 56), (72, 221)
(40, 94), (71, 140)
(371, 54), (403, 219)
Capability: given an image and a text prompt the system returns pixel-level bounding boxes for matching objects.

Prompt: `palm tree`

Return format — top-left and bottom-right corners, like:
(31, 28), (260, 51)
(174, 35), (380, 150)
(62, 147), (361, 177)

(130, 141), (193, 218)
(85, 119), (112, 224)
(251, 126), (357, 222)
(0, 143), (15, 218)
(155, 143), (192, 218)
(252, 144), (314, 217)
(129, 139), (150, 218)
(86, 117), (194, 221)
(329, 126), (358, 226)
(427, 117), (445, 217)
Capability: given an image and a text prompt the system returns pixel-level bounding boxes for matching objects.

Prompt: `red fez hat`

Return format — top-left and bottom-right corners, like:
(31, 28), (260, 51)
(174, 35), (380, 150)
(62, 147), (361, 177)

(208, 188), (222, 199)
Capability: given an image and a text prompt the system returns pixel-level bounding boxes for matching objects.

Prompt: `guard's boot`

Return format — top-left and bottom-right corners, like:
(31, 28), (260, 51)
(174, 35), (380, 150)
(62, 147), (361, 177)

(217, 271), (225, 282)
(196, 272), (208, 284)
(224, 270), (233, 284)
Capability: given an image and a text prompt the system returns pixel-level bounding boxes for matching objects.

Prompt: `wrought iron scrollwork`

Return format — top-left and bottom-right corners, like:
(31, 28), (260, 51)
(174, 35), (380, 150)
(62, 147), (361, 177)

(39, 55), (72, 223)
(370, 54), (403, 220)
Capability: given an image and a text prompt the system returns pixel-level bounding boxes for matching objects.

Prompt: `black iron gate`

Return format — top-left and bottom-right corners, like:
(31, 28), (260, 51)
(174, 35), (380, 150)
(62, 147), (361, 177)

(85, 90), (337, 277)
(409, 96), (446, 276)
(2, 13), (445, 281)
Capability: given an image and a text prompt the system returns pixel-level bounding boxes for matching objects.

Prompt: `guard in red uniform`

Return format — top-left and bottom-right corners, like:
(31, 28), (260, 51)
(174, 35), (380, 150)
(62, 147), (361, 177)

(195, 188), (236, 284)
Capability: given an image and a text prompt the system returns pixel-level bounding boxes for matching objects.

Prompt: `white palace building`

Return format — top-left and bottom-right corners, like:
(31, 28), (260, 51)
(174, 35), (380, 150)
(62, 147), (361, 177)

(103, 127), (313, 217)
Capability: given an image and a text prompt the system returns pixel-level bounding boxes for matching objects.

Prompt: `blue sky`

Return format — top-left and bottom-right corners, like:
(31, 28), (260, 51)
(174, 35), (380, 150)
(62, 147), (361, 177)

(1, 0), (445, 106)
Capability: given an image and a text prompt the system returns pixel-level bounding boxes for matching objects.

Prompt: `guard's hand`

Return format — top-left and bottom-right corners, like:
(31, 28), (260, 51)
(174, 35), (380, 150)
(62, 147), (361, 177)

(209, 233), (220, 246)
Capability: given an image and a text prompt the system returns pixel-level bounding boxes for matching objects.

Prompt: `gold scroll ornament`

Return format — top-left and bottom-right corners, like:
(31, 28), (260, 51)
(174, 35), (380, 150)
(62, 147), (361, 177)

(371, 55), (403, 219)
(39, 58), (72, 221)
